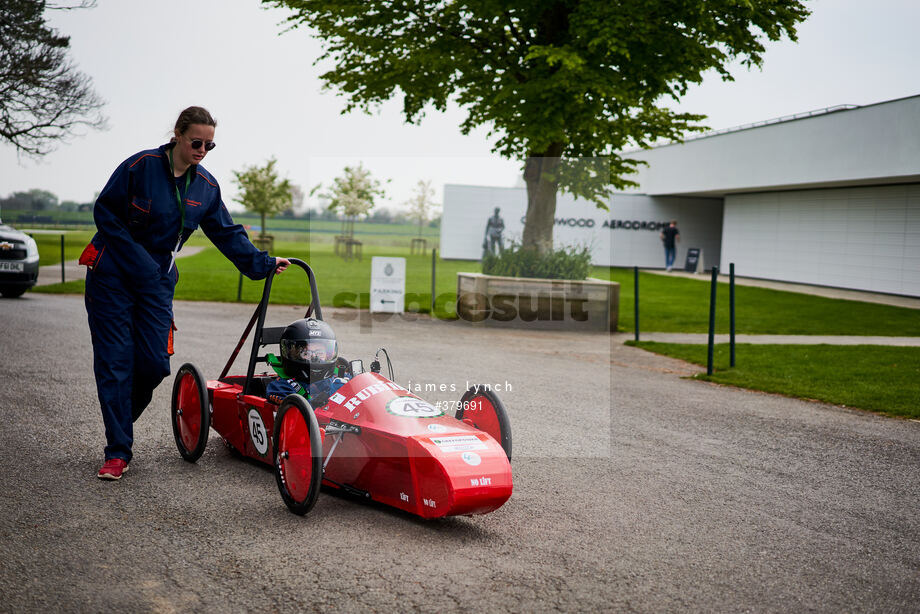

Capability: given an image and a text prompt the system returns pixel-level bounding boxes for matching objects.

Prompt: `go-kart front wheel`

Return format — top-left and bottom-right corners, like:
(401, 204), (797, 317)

(273, 395), (323, 515)
(456, 386), (512, 461)
(171, 363), (211, 462)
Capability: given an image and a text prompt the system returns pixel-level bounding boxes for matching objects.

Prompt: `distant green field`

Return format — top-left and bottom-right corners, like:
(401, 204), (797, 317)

(4, 210), (95, 227)
(9, 210), (439, 247)
(22, 218), (438, 261)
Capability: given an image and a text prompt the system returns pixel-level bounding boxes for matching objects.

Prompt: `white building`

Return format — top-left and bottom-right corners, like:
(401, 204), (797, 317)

(441, 94), (920, 297)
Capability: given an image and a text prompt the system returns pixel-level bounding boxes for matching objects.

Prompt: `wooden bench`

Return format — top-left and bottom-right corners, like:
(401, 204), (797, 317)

(410, 237), (427, 255)
(343, 238), (362, 261)
(333, 235), (350, 257)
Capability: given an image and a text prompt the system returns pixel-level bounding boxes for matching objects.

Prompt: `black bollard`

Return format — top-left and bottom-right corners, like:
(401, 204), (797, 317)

(707, 266), (719, 376)
(431, 248), (437, 316)
(634, 266), (639, 342)
(730, 263), (736, 368)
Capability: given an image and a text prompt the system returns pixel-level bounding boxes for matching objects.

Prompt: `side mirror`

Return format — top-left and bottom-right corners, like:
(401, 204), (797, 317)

(350, 359), (365, 375)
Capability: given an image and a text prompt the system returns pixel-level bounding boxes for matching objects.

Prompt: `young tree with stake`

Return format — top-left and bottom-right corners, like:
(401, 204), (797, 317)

(404, 180), (440, 238)
(320, 164), (386, 238)
(232, 158), (294, 243)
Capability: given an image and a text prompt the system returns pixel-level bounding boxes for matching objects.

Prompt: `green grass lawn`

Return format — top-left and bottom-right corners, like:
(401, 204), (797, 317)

(609, 268), (920, 336)
(627, 341), (920, 419)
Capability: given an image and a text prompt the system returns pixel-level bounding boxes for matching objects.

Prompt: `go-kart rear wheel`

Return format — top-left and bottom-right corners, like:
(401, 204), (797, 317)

(273, 395), (323, 515)
(456, 386), (512, 461)
(171, 363), (211, 462)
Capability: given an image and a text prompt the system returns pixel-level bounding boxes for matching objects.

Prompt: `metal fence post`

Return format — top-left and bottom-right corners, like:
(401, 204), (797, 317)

(707, 266), (719, 376)
(730, 262), (736, 368)
(634, 266), (639, 342)
(60, 234), (65, 283)
(431, 248), (437, 316)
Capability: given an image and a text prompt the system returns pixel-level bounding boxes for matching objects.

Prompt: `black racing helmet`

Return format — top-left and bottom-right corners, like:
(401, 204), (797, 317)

(279, 318), (337, 382)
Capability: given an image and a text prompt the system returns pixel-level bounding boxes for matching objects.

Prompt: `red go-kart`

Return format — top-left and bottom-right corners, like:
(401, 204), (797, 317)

(170, 259), (512, 518)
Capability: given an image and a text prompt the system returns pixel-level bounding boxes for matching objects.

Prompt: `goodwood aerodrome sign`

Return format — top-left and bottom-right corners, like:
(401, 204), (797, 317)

(530, 216), (670, 231)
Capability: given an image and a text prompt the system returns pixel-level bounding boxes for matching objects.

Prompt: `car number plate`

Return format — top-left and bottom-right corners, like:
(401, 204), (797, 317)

(0, 261), (24, 272)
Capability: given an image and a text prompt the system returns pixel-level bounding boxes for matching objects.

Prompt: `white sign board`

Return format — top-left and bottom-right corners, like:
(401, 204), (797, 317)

(370, 257), (406, 313)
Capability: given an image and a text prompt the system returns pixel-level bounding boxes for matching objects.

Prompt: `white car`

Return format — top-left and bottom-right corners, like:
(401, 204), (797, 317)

(0, 221), (40, 298)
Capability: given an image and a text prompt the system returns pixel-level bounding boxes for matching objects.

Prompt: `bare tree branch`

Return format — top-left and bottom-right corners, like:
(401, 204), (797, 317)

(0, 0), (107, 157)
(46, 1), (97, 11)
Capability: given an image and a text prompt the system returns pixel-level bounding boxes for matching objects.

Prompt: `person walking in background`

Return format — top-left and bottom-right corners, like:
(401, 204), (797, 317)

(81, 106), (290, 480)
(660, 219), (680, 271)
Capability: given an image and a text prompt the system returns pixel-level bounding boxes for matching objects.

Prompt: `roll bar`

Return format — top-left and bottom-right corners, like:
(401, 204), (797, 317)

(218, 258), (323, 396)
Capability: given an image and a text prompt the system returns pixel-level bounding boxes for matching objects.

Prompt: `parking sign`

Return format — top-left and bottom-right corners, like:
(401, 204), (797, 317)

(370, 257), (406, 313)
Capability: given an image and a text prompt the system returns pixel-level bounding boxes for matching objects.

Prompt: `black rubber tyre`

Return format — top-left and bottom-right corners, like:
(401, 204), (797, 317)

(456, 386), (512, 461)
(171, 363), (211, 462)
(0, 286), (27, 298)
(273, 395), (323, 515)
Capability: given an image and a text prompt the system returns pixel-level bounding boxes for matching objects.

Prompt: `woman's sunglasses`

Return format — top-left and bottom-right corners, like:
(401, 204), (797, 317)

(186, 136), (216, 151)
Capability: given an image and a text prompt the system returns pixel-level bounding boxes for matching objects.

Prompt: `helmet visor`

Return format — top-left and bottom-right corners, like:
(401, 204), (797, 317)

(281, 338), (337, 364)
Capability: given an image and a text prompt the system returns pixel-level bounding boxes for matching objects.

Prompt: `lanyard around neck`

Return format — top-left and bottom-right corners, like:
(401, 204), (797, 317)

(168, 148), (190, 240)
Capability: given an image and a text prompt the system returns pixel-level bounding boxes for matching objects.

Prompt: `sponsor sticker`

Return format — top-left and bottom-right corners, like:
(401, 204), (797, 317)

(331, 380), (409, 413)
(461, 452), (482, 466)
(427, 423), (449, 433)
(386, 396), (444, 418)
(431, 435), (487, 453)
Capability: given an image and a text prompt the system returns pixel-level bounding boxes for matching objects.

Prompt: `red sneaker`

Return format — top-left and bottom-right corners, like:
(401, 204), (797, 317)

(97, 458), (129, 480)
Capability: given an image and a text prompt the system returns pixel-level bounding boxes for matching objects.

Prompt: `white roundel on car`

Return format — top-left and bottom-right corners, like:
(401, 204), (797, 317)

(386, 396), (444, 418)
(461, 452), (482, 466)
(248, 408), (269, 456)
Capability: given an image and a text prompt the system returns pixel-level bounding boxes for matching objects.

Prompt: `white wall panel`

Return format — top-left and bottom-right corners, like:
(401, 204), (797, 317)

(441, 185), (723, 268)
(722, 184), (920, 296)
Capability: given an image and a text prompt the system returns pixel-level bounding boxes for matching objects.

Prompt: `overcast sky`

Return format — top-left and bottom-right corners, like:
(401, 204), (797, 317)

(2, 0), (919, 212)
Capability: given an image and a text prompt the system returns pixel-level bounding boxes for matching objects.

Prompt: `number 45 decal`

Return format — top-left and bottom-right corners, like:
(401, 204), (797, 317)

(248, 408), (269, 456)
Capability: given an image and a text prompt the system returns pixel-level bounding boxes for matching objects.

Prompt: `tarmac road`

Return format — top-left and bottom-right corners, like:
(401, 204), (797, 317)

(1, 293), (918, 612)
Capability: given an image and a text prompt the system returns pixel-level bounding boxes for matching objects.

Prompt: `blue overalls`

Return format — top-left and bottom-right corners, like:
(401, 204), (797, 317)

(83, 143), (276, 462)
(266, 376), (348, 408)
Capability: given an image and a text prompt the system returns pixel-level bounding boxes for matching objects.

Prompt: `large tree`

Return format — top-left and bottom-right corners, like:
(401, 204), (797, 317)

(265, 0), (809, 253)
(0, 0), (106, 156)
